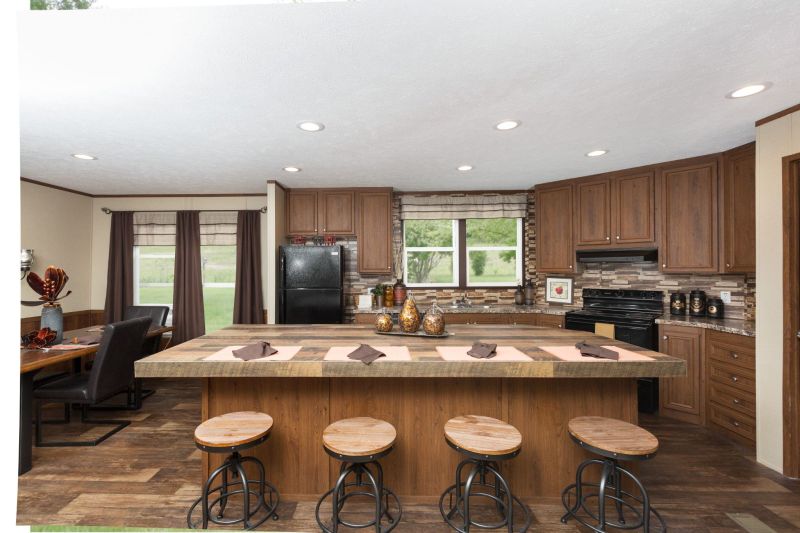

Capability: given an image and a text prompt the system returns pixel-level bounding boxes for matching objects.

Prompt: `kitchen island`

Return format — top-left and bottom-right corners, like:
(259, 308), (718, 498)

(136, 324), (685, 499)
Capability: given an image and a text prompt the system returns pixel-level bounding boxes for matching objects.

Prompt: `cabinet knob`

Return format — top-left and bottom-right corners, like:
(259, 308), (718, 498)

(726, 263), (731, 268)
(662, 263), (666, 268)
(733, 398), (741, 405)
(558, 324), (562, 328)
(731, 375), (739, 383)
(606, 236), (610, 240)
(733, 420), (741, 427)
(731, 352), (739, 359)
(616, 235), (620, 239)
(569, 265), (573, 269)
(662, 335), (668, 340)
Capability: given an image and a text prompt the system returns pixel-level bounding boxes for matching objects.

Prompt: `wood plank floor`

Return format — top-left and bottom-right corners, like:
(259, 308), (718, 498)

(17, 379), (800, 532)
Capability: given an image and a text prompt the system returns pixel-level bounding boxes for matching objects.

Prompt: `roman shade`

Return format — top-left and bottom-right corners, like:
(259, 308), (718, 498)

(399, 193), (528, 220)
(133, 211), (237, 246)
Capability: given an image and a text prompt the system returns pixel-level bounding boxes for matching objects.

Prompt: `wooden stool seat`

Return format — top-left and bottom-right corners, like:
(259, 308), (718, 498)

(194, 411), (273, 449)
(444, 415), (522, 457)
(568, 416), (658, 457)
(323, 416), (396, 457)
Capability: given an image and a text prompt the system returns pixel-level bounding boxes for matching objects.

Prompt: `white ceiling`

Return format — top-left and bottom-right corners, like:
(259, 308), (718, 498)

(18, 0), (800, 194)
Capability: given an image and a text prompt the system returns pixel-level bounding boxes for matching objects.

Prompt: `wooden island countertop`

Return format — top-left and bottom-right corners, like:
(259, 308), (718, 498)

(135, 323), (685, 379)
(138, 324), (685, 500)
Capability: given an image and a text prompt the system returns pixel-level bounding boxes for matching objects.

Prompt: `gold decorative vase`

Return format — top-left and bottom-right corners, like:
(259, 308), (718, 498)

(398, 294), (421, 333)
(375, 309), (393, 332)
(422, 301), (445, 335)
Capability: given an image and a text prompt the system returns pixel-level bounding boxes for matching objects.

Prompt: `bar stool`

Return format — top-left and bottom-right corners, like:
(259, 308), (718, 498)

(560, 416), (666, 532)
(187, 411), (280, 530)
(315, 416), (402, 532)
(439, 415), (531, 533)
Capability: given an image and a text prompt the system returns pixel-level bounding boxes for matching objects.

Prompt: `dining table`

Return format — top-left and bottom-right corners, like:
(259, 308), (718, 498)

(18, 324), (173, 475)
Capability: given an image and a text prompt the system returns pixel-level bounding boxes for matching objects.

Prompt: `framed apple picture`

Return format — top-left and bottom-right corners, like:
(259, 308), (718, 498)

(545, 277), (573, 305)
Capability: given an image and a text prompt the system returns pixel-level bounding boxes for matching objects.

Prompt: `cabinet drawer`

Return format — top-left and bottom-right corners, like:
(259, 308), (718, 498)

(708, 359), (755, 394)
(708, 381), (755, 418)
(707, 340), (755, 371)
(708, 402), (756, 442)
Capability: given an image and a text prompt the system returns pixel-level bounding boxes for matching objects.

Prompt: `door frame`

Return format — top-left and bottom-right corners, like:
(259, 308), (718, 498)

(782, 151), (800, 478)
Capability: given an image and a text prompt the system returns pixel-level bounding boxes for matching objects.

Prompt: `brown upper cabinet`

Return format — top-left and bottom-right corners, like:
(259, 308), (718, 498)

(720, 143), (756, 273)
(659, 159), (719, 273)
(356, 191), (393, 274)
(574, 172), (656, 248)
(536, 183), (575, 273)
(287, 189), (355, 236)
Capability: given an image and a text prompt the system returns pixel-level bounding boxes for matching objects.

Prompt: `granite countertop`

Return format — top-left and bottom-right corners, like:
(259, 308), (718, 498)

(655, 314), (755, 337)
(352, 304), (574, 316)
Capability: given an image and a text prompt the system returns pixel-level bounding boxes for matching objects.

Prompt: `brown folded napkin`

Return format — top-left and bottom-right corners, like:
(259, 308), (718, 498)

(347, 344), (386, 365)
(232, 341), (279, 361)
(467, 342), (497, 359)
(575, 341), (619, 361)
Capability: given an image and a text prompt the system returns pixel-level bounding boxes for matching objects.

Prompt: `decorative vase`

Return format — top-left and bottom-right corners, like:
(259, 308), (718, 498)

(398, 293), (421, 333)
(422, 302), (445, 335)
(41, 303), (63, 344)
(393, 279), (408, 306)
(383, 285), (394, 308)
(375, 308), (393, 332)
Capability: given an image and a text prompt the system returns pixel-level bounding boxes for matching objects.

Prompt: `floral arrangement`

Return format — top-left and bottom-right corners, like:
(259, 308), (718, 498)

(21, 327), (57, 349)
(21, 266), (71, 307)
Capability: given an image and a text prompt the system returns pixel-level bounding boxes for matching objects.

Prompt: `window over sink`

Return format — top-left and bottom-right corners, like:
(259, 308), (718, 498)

(402, 218), (522, 288)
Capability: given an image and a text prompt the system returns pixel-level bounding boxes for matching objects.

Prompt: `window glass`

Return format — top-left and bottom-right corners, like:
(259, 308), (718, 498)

(134, 245), (175, 325)
(403, 220), (458, 286)
(465, 218), (522, 286)
(201, 245), (236, 333)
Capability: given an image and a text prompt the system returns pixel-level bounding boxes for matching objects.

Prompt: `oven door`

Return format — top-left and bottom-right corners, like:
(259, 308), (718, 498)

(565, 315), (656, 351)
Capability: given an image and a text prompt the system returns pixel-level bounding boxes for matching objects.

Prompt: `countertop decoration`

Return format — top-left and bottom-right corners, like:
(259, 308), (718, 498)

(422, 301), (445, 335)
(375, 308), (393, 332)
(398, 293), (421, 332)
(21, 265), (72, 344)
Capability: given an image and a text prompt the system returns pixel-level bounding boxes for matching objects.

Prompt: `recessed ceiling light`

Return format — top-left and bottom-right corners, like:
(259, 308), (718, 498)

(457, 165), (473, 171)
(727, 83), (771, 98)
(586, 150), (608, 157)
(283, 166), (301, 173)
(495, 120), (520, 131)
(72, 153), (97, 160)
(297, 121), (325, 132)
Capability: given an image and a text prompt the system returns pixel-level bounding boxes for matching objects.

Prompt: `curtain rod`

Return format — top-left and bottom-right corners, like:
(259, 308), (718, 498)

(101, 206), (267, 214)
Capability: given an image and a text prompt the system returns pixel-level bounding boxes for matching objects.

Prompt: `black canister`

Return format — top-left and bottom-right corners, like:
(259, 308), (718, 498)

(706, 298), (724, 319)
(670, 292), (686, 315)
(689, 290), (707, 317)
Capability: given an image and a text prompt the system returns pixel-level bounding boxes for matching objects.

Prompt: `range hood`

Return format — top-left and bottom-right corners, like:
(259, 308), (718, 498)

(576, 249), (658, 264)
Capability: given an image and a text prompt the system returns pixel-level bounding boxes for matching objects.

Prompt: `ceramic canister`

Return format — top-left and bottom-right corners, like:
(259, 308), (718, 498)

(670, 292), (686, 315)
(689, 290), (707, 317)
(706, 298), (724, 319)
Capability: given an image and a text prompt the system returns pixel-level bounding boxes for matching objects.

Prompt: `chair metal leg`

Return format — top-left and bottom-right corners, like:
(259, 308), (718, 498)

(35, 401), (130, 447)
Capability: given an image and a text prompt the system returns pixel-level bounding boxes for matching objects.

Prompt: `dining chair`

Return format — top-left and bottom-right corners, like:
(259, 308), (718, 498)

(33, 316), (152, 447)
(122, 305), (170, 408)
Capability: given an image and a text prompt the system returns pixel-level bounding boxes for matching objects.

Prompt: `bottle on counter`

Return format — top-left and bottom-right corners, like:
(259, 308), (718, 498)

(393, 279), (407, 306)
(670, 292), (686, 315)
(689, 290), (707, 317)
(706, 297), (724, 319)
(514, 285), (525, 305)
(383, 284), (394, 308)
(524, 279), (536, 305)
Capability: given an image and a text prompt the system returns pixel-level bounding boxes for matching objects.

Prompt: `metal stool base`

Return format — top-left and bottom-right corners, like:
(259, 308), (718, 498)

(187, 451), (279, 530)
(560, 458), (666, 532)
(315, 460), (402, 533)
(439, 458), (531, 533)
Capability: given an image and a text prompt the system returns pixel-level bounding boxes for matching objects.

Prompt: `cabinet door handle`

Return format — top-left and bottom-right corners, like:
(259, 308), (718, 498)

(733, 398), (741, 405)
(731, 375), (739, 383)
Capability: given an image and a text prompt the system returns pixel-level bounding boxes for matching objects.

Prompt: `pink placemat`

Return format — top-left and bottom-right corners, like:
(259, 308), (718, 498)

(436, 346), (532, 362)
(203, 345), (302, 362)
(324, 346), (411, 362)
(540, 345), (653, 362)
(43, 344), (86, 351)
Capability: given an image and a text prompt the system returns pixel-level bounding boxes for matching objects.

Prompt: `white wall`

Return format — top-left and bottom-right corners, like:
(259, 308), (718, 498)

(90, 195), (268, 310)
(20, 181), (93, 318)
(265, 183), (286, 324)
(755, 109), (800, 473)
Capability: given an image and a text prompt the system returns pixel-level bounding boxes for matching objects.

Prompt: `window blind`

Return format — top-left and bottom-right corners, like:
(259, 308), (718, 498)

(399, 193), (528, 220)
(133, 211), (238, 246)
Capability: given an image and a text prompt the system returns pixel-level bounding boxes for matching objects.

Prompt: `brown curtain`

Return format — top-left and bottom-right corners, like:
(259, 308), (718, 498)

(233, 210), (265, 324)
(172, 211), (205, 344)
(104, 211), (134, 323)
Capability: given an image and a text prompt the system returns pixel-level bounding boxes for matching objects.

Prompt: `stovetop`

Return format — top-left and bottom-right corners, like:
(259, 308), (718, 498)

(566, 288), (665, 324)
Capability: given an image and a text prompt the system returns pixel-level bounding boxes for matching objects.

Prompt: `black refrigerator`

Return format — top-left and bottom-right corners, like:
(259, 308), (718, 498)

(278, 245), (344, 324)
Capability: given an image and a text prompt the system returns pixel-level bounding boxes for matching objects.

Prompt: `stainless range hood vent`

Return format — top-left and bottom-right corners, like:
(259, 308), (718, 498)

(576, 249), (658, 264)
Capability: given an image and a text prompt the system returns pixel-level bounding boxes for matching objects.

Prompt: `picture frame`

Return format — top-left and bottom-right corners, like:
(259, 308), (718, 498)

(545, 276), (573, 304)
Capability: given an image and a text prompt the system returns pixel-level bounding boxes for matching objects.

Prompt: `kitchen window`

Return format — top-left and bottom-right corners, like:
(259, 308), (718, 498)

(403, 218), (523, 288)
(133, 245), (175, 325)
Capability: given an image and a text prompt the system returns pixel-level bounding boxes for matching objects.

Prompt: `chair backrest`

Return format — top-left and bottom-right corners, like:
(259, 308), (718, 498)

(124, 305), (169, 356)
(87, 316), (152, 403)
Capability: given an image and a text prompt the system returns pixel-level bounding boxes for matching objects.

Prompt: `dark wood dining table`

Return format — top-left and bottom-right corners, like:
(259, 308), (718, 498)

(19, 324), (173, 475)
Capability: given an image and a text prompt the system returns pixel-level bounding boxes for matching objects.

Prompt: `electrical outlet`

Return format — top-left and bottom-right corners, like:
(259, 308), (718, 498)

(720, 291), (731, 304)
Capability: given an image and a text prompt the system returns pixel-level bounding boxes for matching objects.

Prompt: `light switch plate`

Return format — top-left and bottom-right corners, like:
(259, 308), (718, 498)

(720, 291), (732, 304)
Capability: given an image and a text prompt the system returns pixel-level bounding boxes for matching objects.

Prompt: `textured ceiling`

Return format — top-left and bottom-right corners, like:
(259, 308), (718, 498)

(18, 0), (800, 194)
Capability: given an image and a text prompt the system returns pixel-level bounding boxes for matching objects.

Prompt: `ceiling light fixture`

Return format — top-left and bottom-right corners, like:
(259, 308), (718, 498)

(586, 150), (608, 157)
(457, 165), (473, 171)
(283, 166), (301, 173)
(297, 121), (325, 132)
(494, 120), (520, 131)
(727, 83), (771, 98)
(71, 153), (97, 160)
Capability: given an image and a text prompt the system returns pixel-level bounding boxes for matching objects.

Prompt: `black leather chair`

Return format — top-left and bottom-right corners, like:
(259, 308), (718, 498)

(34, 316), (152, 447)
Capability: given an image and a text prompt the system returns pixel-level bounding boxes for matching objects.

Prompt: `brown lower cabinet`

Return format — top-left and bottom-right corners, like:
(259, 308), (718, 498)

(353, 312), (564, 328)
(658, 324), (756, 447)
